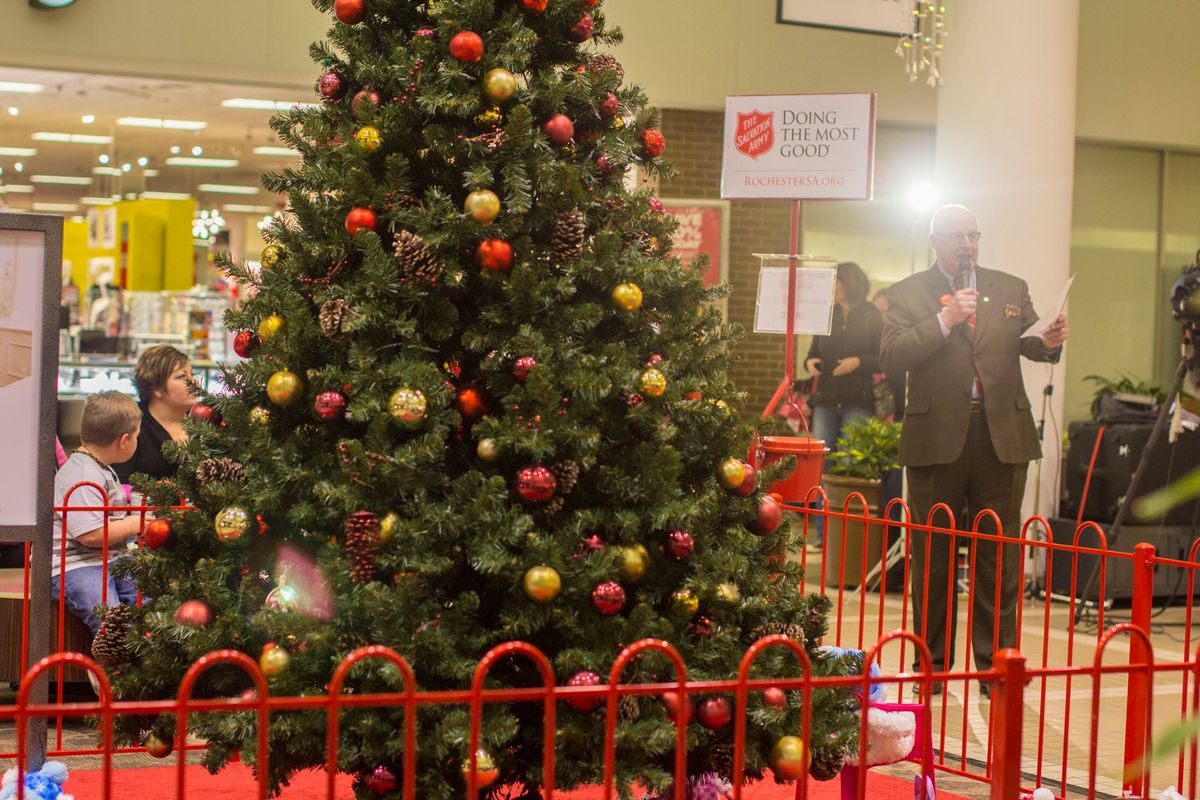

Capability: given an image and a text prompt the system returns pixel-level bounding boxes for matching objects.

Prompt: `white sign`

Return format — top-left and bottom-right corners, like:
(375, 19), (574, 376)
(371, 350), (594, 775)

(0, 229), (44, 526)
(777, 0), (915, 37)
(721, 93), (876, 200)
(754, 266), (838, 335)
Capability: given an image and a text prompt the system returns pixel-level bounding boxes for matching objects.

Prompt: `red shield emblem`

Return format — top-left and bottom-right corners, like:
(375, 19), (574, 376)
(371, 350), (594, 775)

(734, 110), (774, 160)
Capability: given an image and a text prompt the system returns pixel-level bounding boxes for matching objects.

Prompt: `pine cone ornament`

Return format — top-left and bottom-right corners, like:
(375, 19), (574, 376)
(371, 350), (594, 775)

(550, 461), (580, 496)
(706, 742), (735, 779)
(344, 511), (381, 584)
(91, 604), (135, 667)
(551, 210), (585, 263)
(587, 53), (625, 84)
(808, 747), (846, 781)
(195, 457), (245, 485)
(393, 230), (444, 286)
(749, 622), (807, 648)
(618, 693), (641, 721)
(319, 299), (351, 342)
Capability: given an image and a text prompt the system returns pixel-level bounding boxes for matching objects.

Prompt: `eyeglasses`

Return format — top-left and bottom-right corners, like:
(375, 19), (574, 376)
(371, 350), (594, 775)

(936, 231), (982, 244)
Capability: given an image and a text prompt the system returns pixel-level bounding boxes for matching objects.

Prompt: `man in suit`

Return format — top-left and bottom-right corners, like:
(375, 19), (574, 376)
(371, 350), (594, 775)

(880, 204), (1069, 694)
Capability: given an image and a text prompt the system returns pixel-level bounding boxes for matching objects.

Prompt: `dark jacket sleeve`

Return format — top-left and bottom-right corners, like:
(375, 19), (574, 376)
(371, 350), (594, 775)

(856, 306), (882, 375)
(880, 283), (951, 376)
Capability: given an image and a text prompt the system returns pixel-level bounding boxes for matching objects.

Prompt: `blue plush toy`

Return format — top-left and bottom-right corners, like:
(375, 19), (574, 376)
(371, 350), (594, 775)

(0, 761), (72, 800)
(820, 645), (887, 702)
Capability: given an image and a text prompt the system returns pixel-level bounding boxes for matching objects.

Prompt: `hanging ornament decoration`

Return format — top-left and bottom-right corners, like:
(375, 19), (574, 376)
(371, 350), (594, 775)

(661, 691), (693, 724)
(189, 402), (220, 424)
(482, 68), (518, 103)
(261, 244), (283, 268)
(514, 465), (557, 505)
(454, 386), (490, 423)
(752, 494), (783, 535)
(318, 71), (346, 100)
(715, 582), (741, 605)
(734, 462), (758, 497)
(345, 207), (378, 236)
(233, 330), (259, 358)
(672, 587), (700, 616)
(474, 106), (503, 126)
(249, 406), (271, 426)
(690, 615), (716, 638)
(591, 580), (626, 615)
(641, 128), (666, 158)
(660, 530), (694, 562)
(319, 298), (352, 342)
(697, 697), (732, 730)
(142, 518), (174, 550)
(366, 767), (398, 796)
(260, 642), (291, 677)
(265, 583), (300, 612)
(551, 210), (585, 263)
(896, 1), (948, 87)
(599, 92), (619, 118)
(449, 31), (485, 63)
(351, 88), (382, 121)
(144, 732), (173, 759)
(518, 0), (547, 14)
(476, 437), (500, 462)
(595, 152), (613, 177)
(769, 735), (811, 780)
(195, 456), (245, 485)
(718, 457), (746, 490)
(464, 189), (501, 223)
(214, 505), (251, 542)
(638, 367), (667, 398)
(379, 512), (400, 542)
(461, 750), (500, 789)
(314, 390), (348, 421)
(393, 230), (444, 286)
(474, 238), (514, 271)
(522, 565), (562, 603)
(174, 600), (213, 628)
(354, 125), (383, 152)
(588, 53), (625, 83)
(267, 369), (304, 407)
(618, 544), (649, 582)
(543, 114), (575, 147)
(565, 670), (604, 712)
(345, 510), (381, 584)
(762, 687), (787, 709)
(512, 355), (537, 383)
(611, 282), (643, 312)
(576, 532), (606, 559)
(258, 313), (286, 342)
(568, 12), (594, 42)
(388, 387), (428, 428)
(334, 0), (368, 24)
(648, 197), (665, 214)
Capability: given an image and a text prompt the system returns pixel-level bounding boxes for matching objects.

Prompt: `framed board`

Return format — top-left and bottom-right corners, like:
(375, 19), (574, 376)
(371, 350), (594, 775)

(776, 0), (916, 37)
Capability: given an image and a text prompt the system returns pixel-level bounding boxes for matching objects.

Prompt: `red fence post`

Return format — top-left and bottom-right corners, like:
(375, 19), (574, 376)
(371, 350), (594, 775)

(1124, 542), (1156, 794)
(990, 648), (1026, 800)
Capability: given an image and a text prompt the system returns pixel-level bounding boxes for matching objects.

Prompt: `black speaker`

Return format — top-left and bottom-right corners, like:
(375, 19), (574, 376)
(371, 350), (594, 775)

(1060, 421), (1200, 526)
(1045, 517), (1200, 602)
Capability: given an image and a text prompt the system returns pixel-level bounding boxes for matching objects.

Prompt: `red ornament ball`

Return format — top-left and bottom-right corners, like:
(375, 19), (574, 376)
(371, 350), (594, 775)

(690, 615), (716, 638)
(144, 732), (173, 759)
(660, 691), (693, 724)
(314, 390), (347, 421)
(512, 355), (537, 383)
(318, 71), (345, 100)
(366, 767), (397, 796)
(233, 330), (259, 358)
(642, 128), (666, 158)
(660, 530), (694, 562)
(190, 403), (220, 425)
(449, 31), (484, 63)
(599, 92), (619, 118)
(763, 687), (787, 709)
(752, 494), (783, 535)
(519, 0), (548, 12)
(543, 114), (575, 147)
(334, 0), (368, 24)
(645, 353), (663, 366)
(455, 386), (490, 423)
(697, 697), (732, 730)
(174, 600), (213, 628)
(595, 152), (613, 177)
(515, 465), (557, 505)
(475, 238), (514, 271)
(583, 0), (599, 5)
(648, 197), (665, 214)
(734, 462), (758, 497)
(351, 88), (381, 121)
(568, 12), (594, 42)
(591, 580), (625, 615)
(345, 207), (377, 236)
(565, 670), (604, 712)
(142, 518), (174, 550)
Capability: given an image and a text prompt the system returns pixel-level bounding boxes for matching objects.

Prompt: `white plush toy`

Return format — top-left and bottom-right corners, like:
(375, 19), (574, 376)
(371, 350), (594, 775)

(844, 705), (917, 767)
(0, 761), (73, 800)
(1158, 787), (1187, 800)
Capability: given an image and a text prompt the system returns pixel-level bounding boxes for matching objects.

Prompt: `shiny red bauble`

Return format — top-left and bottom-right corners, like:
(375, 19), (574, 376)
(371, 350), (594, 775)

(142, 518), (174, 550)
(684, 390), (703, 401)
(568, 12), (594, 42)
(449, 31), (484, 63)
(690, 615), (716, 638)
(752, 494), (783, 535)
(314, 390), (348, 421)
(543, 114), (575, 147)
(660, 691), (693, 724)
(366, 766), (397, 796)
(318, 71), (345, 100)
(642, 128), (666, 158)
(733, 462), (758, 497)
(233, 330), (259, 358)
(519, 0), (548, 13)
(660, 529), (694, 562)
(455, 386), (490, 423)
(512, 355), (537, 383)
(174, 600), (213, 628)
(599, 92), (619, 118)
(591, 580), (625, 615)
(515, 465), (557, 505)
(648, 197), (665, 214)
(190, 402), (220, 425)
(645, 353), (663, 366)
(475, 238), (514, 271)
(595, 152), (613, 177)
(334, 0), (368, 24)
(144, 732), (173, 758)
(351, 88), (382, 121)
(565, 670), (604, 712)
(697, 697), (732, 730)
(345, 207), (378, 235)
(762, 687), (787, 709)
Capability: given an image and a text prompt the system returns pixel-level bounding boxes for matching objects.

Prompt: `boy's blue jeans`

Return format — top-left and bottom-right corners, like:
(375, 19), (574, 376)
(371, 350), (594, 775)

(50, 565), (139, 635)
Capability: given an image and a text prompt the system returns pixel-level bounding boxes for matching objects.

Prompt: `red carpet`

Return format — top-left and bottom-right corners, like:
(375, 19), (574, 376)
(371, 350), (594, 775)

(62, 761), (971, 799)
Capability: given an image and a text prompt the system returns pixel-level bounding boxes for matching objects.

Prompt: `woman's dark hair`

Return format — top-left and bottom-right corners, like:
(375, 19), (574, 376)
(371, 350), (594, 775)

(133, 344), (189, 403)
(836, 261), (871, 305)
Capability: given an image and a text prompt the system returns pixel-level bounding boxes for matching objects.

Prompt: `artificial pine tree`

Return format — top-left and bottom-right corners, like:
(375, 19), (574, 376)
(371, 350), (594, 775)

(111, 0), (859, 796)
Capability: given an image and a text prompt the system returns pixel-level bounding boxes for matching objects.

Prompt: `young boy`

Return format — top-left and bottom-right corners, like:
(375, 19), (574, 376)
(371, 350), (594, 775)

(51, 390), (147, 635)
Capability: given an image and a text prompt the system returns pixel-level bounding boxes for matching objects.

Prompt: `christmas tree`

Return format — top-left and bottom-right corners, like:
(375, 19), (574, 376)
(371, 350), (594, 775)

(108, 0), (857, 796)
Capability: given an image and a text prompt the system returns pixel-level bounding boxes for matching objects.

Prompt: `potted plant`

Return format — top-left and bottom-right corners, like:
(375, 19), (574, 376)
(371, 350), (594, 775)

(821, 417), (901, 587)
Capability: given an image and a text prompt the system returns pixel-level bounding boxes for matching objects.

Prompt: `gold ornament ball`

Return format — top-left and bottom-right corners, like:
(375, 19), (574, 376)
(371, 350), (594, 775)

(260, 644), (291, 677)
(249, 406), (271, 425)
(267, 369), (304, 407)
(672, 587), (699, 616)
(476, 437), (500, 462)
(611, 116), (626, 130)
(261, 244), (283, 268)
(461, 749), (500, 789)
(611, 282), (643, 312)
(258, 313), (286, 342)
(522, 565), (562, 603)
(618, 544), (649, 583)
(639, 368), (667, 397)
(717, 457), (746, 489)
(482, 68), (518, 103)
(144, 732), (173, 759)
(474, 107), (503, 126)
(354, 125), (383, 152)
(464, 189), (501, 224)
(214, 505), (251, 542)
(379, 512), (400, 542)
(388, 387), (428, 428)
(768, 735), (811, 780)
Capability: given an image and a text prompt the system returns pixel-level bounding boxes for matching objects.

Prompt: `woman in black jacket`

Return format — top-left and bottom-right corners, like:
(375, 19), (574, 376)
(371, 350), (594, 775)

(113, 344), (197, 482)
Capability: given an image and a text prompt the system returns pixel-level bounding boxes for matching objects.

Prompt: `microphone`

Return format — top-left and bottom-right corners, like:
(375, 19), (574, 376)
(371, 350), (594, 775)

(957, 254), (972, 275)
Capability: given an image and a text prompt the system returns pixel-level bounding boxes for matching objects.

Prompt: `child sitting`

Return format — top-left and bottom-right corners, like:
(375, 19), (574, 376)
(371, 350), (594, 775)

(50, 391), (148, 635)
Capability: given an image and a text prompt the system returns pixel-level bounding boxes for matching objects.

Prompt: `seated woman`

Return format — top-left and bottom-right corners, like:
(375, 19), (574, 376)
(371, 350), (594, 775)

(113, 344), (197, 482)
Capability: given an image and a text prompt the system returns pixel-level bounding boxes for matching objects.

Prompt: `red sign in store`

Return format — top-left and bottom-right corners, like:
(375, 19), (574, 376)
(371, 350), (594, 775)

(734, 110), (774, 160)
(661, 201), (727, 289)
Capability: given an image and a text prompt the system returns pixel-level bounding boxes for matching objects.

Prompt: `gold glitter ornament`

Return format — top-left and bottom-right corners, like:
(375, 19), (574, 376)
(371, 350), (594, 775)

(672, 587), (699, 615)
(354, 125), (383, 152)
(474, 106), (503, 126)
(618, 544), (649, 582)
(258, 313), (286, 341)
(476, 437), (500, 462)
(611, 282), (643, 312)
(464, 189), (501, 223)
(522, 565), (562, 603)
(482, 68), (518, 103)
(214, 505), (251, 542)
(261, 244), (283, 268)
(379, 512), (400, 542)
(388, 387), (428, 428)
(249, 406), (271, 425)
(260, 643), (291, 677)
(611, 116), (625, 130)
(638, 368), (666, 397)
(266, 369), (303, 407)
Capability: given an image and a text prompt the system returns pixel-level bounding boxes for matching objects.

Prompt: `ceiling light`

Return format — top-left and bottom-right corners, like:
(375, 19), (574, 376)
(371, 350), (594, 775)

(0, 184), (32, 193)
(223, 204), (272, 213)
(141, 191), (192, 200)
(170, 146), (180, 155)
(0, 82), (44, 94)
(222, 98), (319, 111)
(32, 132), (113, 145)
(14, 163), (23, 172)
(117, 117), (207, 131)
(80, 196), (112, 205)
(191, 146), (203, 156)
(98, 154), (109, 164)
(197, 183), (259, 195)
(122, 163), (132, 173)
(143, 169), (159, 177)
(252, 146), (301, 157)
(30, 0), (79, 8)
(137, 157), (149, 167)
(7, 107), (17, 117)
(31, 174), (91, 185)
(0, 147), (37, 157)
(93, 166), (121, 176)
(81, 114), (95, 124)
(166, 156), (238, 168)
(32, 203), (80, 213)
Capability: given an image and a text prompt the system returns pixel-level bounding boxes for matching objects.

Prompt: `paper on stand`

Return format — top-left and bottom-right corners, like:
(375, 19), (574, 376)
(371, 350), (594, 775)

(753, 266), (837, 335)
(1024, 275), (1074, 338)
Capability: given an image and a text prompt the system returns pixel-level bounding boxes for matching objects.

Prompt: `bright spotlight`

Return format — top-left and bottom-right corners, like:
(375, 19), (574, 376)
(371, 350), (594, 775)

(906, 180), (940, 213)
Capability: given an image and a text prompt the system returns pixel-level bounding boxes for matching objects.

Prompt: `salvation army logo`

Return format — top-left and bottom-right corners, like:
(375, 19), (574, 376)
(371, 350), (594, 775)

(733, 110), (774, 159)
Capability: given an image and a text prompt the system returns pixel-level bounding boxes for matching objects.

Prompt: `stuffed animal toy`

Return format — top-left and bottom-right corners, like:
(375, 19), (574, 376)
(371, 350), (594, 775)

(0, 761), (72, 800)
(819, 645), (887, 702)
(845, 704), (917, 767)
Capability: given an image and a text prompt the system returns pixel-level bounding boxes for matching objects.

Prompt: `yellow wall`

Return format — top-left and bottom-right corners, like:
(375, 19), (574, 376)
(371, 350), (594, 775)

(62, 198), (196, 293)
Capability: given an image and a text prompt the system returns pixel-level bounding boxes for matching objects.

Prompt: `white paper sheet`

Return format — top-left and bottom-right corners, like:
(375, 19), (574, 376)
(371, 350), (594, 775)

(1024, 275), (1074, 338)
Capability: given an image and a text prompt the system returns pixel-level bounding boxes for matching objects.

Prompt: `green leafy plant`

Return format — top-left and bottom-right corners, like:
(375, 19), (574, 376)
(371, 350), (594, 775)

(1083, 372), (1167, 418)
(826, 417), (901, 480)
